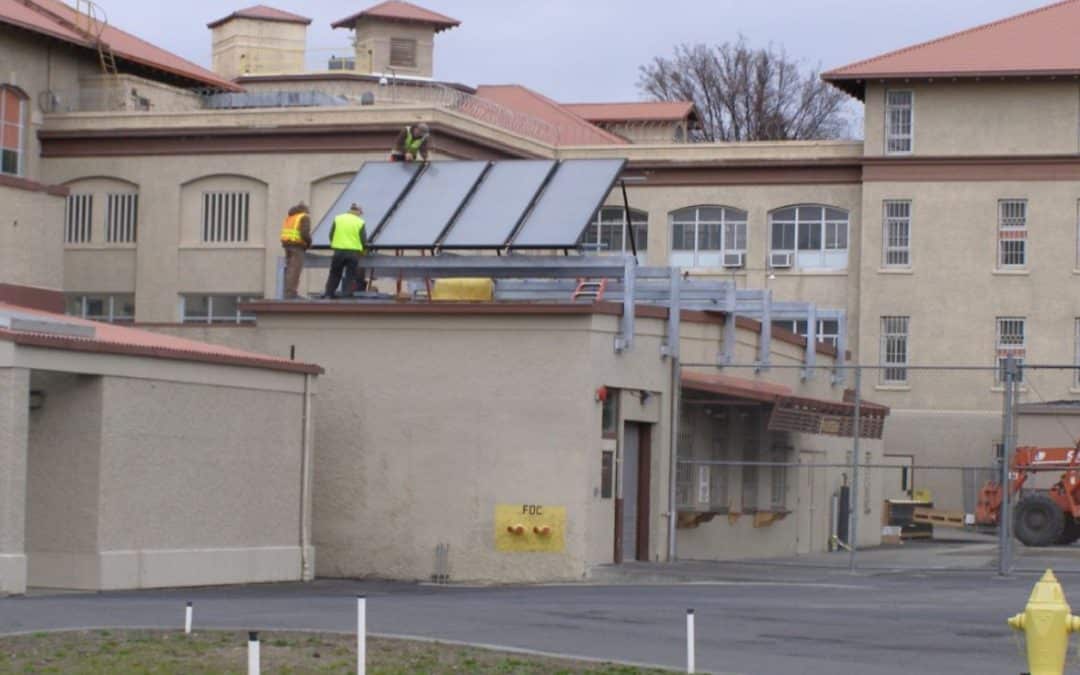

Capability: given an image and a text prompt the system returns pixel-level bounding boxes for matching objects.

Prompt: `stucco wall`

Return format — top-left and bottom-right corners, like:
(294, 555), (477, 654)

(91, 375), (306, 589)
(25, 372), (103, 589)
(0, 366), (29, 594)
(864, 81), (1080, 157)
(211, 17), (309, 80)
(0, 184), (65, 291)
(354, 19), (436, 78)
(253, 312), (610, 583)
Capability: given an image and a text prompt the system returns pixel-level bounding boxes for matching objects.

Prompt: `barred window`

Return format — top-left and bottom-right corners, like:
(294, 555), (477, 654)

(770, 445), (791, 510)
(65, 294), (135, 323)
(65, 193), (93, 243)
(181, 294), (259, 324)
(885, 90), (913, 154)
(880, 316), (910, 384)
(996, 317), (1026, 384)
(106, 192), (138, 243)
(390, 38), (417, 68)
(201, 192), (250, 243)
(883, 200), (911, 267)
(998, 200), (1027, 268)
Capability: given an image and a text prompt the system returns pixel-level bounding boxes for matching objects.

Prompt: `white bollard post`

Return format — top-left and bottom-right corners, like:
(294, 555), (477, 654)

(248, 631), (260, 675)
(184, 601), (193, 635)
(686, 608), (695, 674)
(357, 595), (367, 675)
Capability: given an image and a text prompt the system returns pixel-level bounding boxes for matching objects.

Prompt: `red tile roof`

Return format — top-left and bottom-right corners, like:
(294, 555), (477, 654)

(564, 101), (697, 124)
(824, 0), (1080, 98)
(0, 302), (321, 375)
(474, 85), (629, 146)
(0, 0), (241, 91)
(331, 1), (460, 31)
(207, 4), (312, 29)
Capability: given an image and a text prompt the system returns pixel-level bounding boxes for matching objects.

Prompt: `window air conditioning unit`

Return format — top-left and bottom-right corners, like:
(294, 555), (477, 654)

(770, 252), (794, 269)
(722, 252), (745, 268)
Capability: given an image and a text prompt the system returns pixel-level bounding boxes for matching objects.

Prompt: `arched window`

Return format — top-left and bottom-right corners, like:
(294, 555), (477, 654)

(670, 206), (747, 269)
(768, 205), (849, 270)
(581, 206), (648, 262)
(1, 86), (27, 176)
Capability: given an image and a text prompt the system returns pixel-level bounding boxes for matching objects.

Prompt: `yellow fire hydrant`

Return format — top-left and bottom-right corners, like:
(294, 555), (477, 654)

(1008, 569), (1080, 674)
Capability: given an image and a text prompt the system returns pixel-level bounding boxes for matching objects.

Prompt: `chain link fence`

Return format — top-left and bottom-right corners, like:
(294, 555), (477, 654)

(672, 359), (1080, 574)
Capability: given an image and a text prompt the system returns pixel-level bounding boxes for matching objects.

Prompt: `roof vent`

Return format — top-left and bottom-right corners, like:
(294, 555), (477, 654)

(0, 311), (96, 339)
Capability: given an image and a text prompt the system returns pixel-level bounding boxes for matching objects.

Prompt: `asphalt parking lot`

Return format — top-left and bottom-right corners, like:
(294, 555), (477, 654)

(0, 561), (1059, 674)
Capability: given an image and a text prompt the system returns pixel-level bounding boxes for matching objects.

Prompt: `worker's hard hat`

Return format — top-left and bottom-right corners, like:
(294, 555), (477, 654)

(415, 123), (430, 137)
(349, 203), (363, 213)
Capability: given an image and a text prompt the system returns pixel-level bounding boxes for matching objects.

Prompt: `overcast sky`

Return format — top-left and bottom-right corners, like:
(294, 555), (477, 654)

(106, 0), (1045, 101)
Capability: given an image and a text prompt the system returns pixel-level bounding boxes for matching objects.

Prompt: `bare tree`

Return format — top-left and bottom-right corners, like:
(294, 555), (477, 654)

(639, 38), (851, 142)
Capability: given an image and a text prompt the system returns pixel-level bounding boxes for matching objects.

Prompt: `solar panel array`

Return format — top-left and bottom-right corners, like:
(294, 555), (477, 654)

(310, 158), (626, 250)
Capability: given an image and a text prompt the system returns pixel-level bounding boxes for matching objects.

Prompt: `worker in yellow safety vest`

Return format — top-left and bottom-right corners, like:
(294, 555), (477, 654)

(389, 123), (430, 162)
(322, 203), (367, 299)
(279, 202), (312, 299)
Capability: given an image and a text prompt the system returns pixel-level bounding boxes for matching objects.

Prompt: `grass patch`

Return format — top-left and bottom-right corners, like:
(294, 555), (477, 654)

(0, 630), (672, 674)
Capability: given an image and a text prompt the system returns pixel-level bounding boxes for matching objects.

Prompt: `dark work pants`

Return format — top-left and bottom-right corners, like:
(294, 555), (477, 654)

(324, 250), (364, 298)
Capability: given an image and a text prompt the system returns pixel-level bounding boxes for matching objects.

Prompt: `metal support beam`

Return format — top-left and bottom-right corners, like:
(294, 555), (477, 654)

(756, 289), (771, 372)
(719, 282), (736, 366)
(803, 305), (817, 380)
(833, 313), (848, 386)
(615, 256), (636, 353)
(275, 256), (286, 299)
(662, 267), (681, 359)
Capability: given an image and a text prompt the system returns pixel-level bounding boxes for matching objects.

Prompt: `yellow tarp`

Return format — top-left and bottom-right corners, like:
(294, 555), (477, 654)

(430, 278), (494, 302)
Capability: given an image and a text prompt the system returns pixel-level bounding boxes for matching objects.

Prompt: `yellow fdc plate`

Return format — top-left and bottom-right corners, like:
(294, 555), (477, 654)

(430, 278), (494, 302)
(494, 504), (566, 552)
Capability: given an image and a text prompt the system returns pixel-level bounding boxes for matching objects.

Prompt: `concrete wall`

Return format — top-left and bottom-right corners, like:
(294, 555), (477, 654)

(0, 184), (65, 291)
(211, 18), (309, 80)
(0, 365), (29, 594)
(353, 19), (436, 78)
(864, 81), (1080, 157)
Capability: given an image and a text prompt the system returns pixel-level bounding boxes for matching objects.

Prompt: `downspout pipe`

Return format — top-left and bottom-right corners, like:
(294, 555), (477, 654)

(300, 373), (313, 581)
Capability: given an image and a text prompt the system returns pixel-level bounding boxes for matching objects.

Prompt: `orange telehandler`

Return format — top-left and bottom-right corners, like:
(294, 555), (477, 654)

(976, 441), (1080, 546)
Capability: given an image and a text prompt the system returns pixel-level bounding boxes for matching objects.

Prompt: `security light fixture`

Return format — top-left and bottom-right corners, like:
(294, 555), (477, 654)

(29, 389), (45, 410)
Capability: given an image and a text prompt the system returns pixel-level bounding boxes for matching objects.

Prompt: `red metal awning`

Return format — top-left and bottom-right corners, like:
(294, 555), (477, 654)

(680, 370), (792, 403)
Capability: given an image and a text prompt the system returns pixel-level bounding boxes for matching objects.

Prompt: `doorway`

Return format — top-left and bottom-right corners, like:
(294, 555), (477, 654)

(615, 422), (652, 563)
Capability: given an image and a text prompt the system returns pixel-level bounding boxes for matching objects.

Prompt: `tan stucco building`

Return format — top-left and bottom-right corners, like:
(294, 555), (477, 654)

(5, 0), (1080, 584)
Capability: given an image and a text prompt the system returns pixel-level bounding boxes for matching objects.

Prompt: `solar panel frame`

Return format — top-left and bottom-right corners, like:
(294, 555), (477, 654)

(508, 159), (627, 250)
(310, 162), (422, 248)
(370, 161), (490, 249)
(438, 160), (558, 250)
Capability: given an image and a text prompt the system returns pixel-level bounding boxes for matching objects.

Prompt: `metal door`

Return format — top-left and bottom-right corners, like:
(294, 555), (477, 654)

(621, 423), (639, 562)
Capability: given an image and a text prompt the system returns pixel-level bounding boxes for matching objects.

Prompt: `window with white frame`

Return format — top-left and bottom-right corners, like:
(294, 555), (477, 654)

(883, 200), (911, 267)
(201, 191), (250, 243)
(1074, 318), (1080, 388)
(106, 192), (138, 243)
(1, 86), (26, 175)
(581, 206), (647, 261)
(181, 294), (259, 324)
(65, 294), (135, 323)
(996, 317), (1026, 384)
(65, 193), (93, 244)
(770, 318), (841, 349)
(769, 205), (849, 270)
(880, 316), (910, 384)
(670, 206), (747, 268)
(998, 199), (1027, 268)
(885, 90), (913, 154)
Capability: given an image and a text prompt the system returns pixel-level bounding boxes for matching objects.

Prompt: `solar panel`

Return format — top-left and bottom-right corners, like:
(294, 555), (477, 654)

(311, 162), (422, 248)
(439, 160), (557, 249)
(372, 161), (490, 249)
(509, 159), (627, 249)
